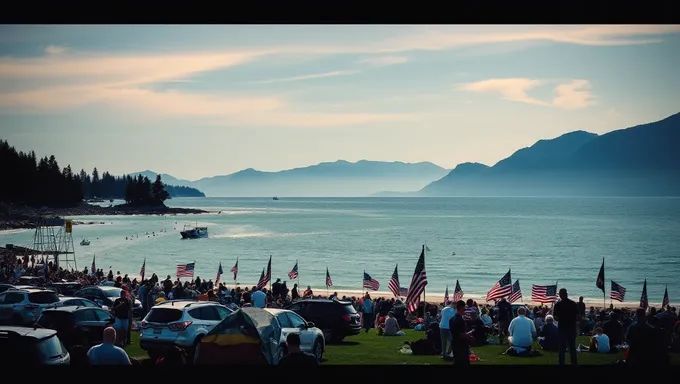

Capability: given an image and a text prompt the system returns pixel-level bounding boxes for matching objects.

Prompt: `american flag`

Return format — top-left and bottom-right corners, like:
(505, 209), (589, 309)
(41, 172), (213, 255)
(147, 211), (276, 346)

(531, 284), (557, 303)
(399, 287), (409, 296)
(215, 262), (223, 285)
(288, 261), (298, 280)
(91, 255), (96, 274)
(388, 264), (401, 298)
(405, 246), (428, 313)
(508, 279), (522, 303)
(177, 262), (195, 278)
(325, 268), (333, 287)
(662, 285), (670, 309)
(486, 269), (512, 302)
(140, 257), (146, 281)
(453, 280), (464, 302)
(231, 258), (238, 281)
(363, 271), (380, 291)
(444, 285), (449, 302)
(596, 258), (605, 293)
(610, 280), (626, 302)
(639, 279), (648, 309)
(256, 268), (267, 290)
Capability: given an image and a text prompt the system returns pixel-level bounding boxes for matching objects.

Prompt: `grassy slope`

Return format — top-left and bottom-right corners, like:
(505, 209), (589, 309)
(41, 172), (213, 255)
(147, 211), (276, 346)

(124, 330), (680, 365)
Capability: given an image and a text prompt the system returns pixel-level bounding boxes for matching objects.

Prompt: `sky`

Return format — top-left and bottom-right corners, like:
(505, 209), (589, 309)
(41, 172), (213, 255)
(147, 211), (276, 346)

(0, 25), (679, 181)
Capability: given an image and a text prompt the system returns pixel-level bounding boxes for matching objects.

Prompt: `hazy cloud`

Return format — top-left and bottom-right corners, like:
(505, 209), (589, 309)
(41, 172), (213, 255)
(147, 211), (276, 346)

(251, 70), (359, 84)
(357, 55), (408, 67)
(459, 78), (596, 110)
(44, 45), (67, 55)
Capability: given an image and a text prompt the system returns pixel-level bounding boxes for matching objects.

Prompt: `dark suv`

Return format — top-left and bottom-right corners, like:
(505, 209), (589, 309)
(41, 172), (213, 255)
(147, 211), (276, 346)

(286, 299), (360, 342)
(37, 306), (115, 350)
(0, 326), (70, 365)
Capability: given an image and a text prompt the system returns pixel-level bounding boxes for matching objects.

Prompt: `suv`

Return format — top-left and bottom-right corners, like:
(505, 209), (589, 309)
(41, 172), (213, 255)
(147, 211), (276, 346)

(139, 300), (233, 360)
(0, 326), (70, 365)
(74, 286), (143, 317)
(37, 306), (115, 350)
(0, 288), (60, 325)
(286, 299), (360, 342)
(45, 282), (82, 296)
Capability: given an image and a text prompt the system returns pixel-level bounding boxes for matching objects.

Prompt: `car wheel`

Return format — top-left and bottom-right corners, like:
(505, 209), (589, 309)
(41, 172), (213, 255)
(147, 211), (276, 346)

(322, 328), (333, 342)
(187, 335), (204, 364)
(313, 338), (323, 361)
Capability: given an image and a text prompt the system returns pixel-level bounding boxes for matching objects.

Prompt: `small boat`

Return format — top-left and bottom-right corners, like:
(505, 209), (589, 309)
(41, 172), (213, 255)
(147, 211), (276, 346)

(80, 239), (90, 246)
(273, 196), (279, 200)
(180, 224), (208, 239)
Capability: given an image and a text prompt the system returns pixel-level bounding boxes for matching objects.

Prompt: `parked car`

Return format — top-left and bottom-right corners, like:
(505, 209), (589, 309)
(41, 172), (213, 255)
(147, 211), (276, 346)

(0, 288), (60, 325)
(139, 300), (233, 360)
(0, 284), (14, 294)
(265, 308), (325, 361)
(74, 286), (143, 317)
(17, 276), (43, 286)
(51, 296), (100, 309)
(45, 282), (82, 296)
(37, 306), (115, 350)
(285, 299), (361, 343)
(0, 326), (70, 365)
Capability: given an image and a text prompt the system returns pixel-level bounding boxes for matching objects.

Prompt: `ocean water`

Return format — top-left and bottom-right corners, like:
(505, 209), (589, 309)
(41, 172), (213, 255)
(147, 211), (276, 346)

(2, 197), (679, 305)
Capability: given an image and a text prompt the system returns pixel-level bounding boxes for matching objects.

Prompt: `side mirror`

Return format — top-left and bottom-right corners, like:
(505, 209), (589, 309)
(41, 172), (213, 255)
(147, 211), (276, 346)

(106, 317), (115, 324)
(306, 322), (315, 328)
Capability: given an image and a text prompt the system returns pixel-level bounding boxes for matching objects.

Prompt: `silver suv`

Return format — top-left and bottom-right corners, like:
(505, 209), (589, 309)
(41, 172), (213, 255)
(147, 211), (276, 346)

(0, 288), (60, 326)
(139, 300), (232, 359)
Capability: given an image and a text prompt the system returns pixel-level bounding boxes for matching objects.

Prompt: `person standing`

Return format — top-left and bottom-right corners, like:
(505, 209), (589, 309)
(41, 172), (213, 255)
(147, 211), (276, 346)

(496, 298), (513, 344)
(361, 293), (374, 333)
(87, 327), (132, 365)
(449, 300), (472, 366)
(553, 288), (580, 365)
(112, 290), (131, 346)
(251, 287), (266, 308)
(439, 301), (455, 358)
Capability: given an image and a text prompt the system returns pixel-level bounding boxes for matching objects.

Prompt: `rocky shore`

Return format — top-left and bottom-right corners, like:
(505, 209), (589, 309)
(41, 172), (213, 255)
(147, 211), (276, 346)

(0, 202), (209, 231)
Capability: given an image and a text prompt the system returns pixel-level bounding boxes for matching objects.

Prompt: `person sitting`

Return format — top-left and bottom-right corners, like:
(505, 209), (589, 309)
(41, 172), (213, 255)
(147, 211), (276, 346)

(602, 312), (624, 349)
(480, 309), (493, 327)
(278, 333), (318, 365)
(589, 327), (610, 353)
(467, 311), (488, 346)
(383, 312), (405, 336)
(507, 307), (537, 355)
(538, 315), (559, 351)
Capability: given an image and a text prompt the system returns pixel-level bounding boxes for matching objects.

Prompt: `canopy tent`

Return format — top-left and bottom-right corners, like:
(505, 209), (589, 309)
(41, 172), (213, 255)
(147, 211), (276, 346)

(195, 307), (282, 365)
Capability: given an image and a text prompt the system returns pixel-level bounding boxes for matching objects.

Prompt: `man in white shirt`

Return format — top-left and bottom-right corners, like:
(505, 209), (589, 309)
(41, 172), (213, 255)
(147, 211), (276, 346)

(439, 301), (455, 358)
(508, 307), (537, 354)
(590, 327), (610, 353)
(251, 288), (266, 308)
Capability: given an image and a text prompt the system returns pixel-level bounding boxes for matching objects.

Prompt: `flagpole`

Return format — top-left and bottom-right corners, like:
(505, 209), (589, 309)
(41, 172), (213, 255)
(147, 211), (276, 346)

(193, 260), (196, 284)
(296, 260), (300, 289)
(423, 244), (427, 304)
(269, 255), (272, 292)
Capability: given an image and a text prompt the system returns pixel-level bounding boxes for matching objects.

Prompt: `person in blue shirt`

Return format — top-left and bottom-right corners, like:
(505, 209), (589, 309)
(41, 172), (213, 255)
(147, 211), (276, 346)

(251, 287), (266, 308)
(538, 315), (559, 351)
(362, 293), (374, 333)
(87, 327), (132, 365)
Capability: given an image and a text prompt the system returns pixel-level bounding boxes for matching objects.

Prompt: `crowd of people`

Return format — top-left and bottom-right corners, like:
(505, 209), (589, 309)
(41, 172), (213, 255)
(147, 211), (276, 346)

(1, 252), (679, 365)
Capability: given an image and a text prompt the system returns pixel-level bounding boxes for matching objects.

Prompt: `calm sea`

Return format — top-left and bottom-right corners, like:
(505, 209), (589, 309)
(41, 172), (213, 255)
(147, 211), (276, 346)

(2, 197), (679, 305)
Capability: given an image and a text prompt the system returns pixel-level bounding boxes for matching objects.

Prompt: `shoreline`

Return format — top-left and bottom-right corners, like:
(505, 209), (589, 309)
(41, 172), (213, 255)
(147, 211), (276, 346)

(0, 202), (209, 231)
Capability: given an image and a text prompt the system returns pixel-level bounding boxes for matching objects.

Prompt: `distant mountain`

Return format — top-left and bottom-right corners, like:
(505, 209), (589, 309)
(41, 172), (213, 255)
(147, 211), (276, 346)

(191, 160), (450, 197)
(130, 171), (195, 188)
(420, 112), (680, 197)
(129, 171), (205, 197)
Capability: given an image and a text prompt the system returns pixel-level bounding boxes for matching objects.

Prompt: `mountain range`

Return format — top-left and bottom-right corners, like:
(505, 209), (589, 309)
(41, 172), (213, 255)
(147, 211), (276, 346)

(133, 112), (680, 197)
(132, 161), (450, 197)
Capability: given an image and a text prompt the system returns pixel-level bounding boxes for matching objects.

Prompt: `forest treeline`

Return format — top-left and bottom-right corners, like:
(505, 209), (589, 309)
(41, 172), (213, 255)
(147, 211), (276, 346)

(0, 139), (205, 208)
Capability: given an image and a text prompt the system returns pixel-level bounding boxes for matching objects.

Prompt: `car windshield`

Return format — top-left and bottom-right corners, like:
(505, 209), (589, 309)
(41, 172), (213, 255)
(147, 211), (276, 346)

(103, 289), (122, 298)
(38, 311), (74, 328)
(36, 335), (67, 360)
(29, 292), (60, 304)
(342, 303), (357, 314)
(145, 308), (183, 323)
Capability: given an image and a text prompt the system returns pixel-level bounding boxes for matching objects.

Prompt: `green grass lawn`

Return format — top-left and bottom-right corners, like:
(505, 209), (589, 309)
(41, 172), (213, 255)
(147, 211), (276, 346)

(125, 330), (680, 365)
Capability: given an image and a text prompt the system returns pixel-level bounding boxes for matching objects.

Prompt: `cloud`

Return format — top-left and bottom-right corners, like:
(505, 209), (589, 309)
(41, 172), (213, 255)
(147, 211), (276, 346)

(357, 55), (408, 67)
(251, 70), (359, 84)
(44, 45), (66, 55)
(459, 78), (596, 110)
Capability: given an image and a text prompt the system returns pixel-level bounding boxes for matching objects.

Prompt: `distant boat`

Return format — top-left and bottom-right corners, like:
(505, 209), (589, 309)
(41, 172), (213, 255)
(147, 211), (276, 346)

(273, 197), (279, 200)
(180, 223), (208, 239)
(80, 239), (90, 246)
(451, 251), (456, 256)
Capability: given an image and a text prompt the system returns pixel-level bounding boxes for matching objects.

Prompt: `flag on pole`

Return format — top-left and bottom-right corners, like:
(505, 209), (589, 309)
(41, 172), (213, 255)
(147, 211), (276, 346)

(176, 263), (195, 278)
(405, 245), (428, 313)
(388, 264), (400, 298)
(453, 280), (464, 302)
(610, 281), (626, 302)
(508, 279), (522, 303)
(444, 285), (449, 302)
(326, 268), (333, 287)
(425, 245), (431, 252)
(639, 279), (648, 309)
(256, 269), (267, 290)
(662, 285), (670, 309)
(263, 255), (272, 287)
(91, 255), (96, 275)
(288, 261), (299, 280)
(363, 271), (380, 291)
(231, 258), (239, 281)
(486, 269), (512, 302)
(596, 258), (605, 293)
(531, 284), (557, 303)
(215, 262), (223, 285)
(140, 257), (146, 281)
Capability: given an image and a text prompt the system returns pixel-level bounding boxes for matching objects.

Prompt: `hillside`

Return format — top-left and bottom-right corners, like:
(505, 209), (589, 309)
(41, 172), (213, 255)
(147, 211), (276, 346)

(421, 112), (680, 197)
